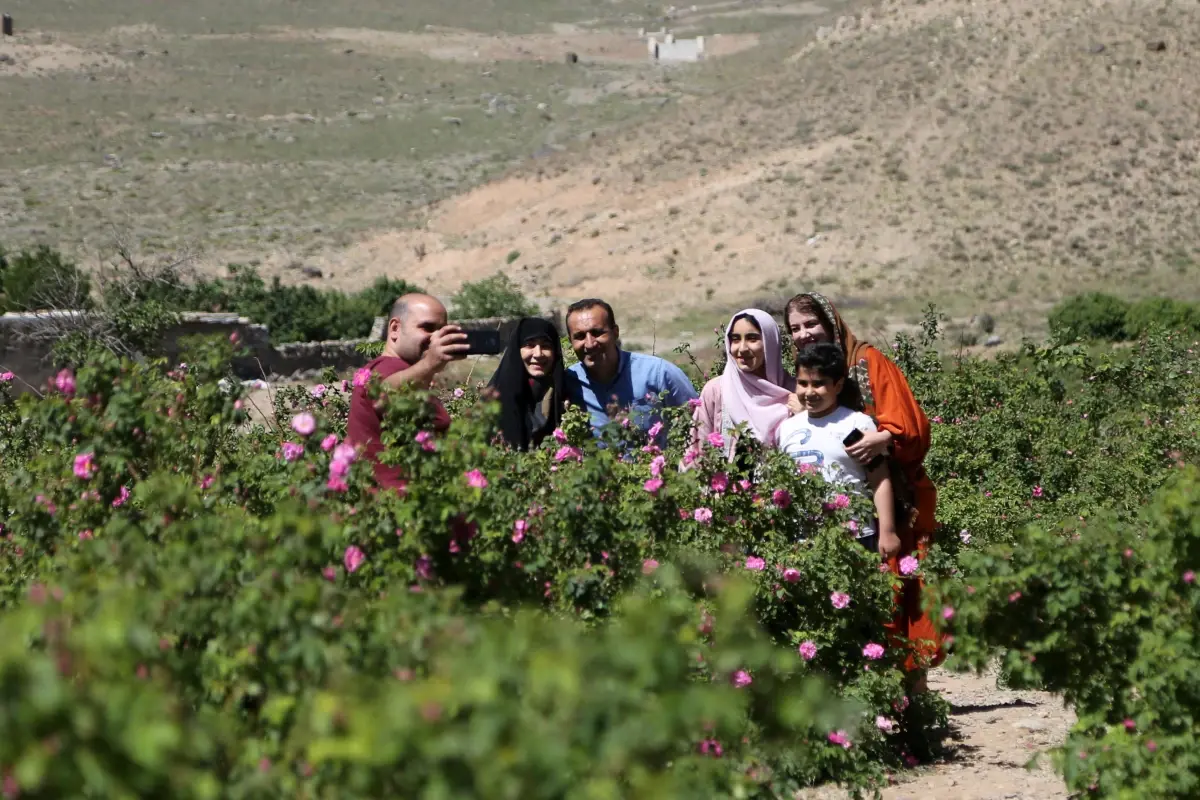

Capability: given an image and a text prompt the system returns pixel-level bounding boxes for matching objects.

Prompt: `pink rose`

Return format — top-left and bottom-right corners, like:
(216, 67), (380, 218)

(899, 556), (919, 576)
(453, 387), (465, 398)
(642, 558), (659, 575)
(706, 431), (724, 448)
(112, 485), (131, 508)
(782, 567), (800, 582)
(830, 591), (850, 609)
(710, 472), (729, 493)
(862, 642), (885, 660)
(552, 428), (568, 443)
(772, 488), (791, 508)
(352, 367), (372, 388)
(798, 640), (817, 660)
(310, 384), (327, 398)
(643, 477), (664, 494)
(693, 507), (713, 524)
(0, 371), (13, 382)
(827, 731), (851, 749)
(554, 446), (583, 463)
(647, 421), (664, 439)
(745, 556), (766, 571)
(415, 431), (437, 452)
(512, 519), (527, 544)
(730, 669), (752, 688)
(876, 716), (895, 733)
(73, 452), (96, 480)
(465, 469), (488, 489)
(281, 442), (304, 462)
(321, 434), (339, 452)
(343, 545), (365, 573)
(942, 606), (955, 620)
(650, 455), (666, 477)
(1184, 570), (1196, 584)
(54, 369), (76, 396)
(291, 413), (316, 437)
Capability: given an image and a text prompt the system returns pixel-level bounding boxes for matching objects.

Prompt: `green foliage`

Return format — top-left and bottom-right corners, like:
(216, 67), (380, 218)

(137, 264), (420, 343)
(939, 469), (1200, 798)
(1123, 297), (1200, 339)
(1049, 293), (1200, 343)
(0, 340), (944, 798)
(1049, 292), (1130, 343)
(450, 273), (538, 320)
(0, 245), (93, 312)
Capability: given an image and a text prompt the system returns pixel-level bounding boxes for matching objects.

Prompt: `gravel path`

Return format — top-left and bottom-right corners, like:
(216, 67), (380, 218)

(801, 667), (1075, 800)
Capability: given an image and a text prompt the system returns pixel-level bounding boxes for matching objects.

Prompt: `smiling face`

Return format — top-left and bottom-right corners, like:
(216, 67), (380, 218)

(520, 336), (556, 379)
(728, 316), (767, 378)
(567, 306), (620, 381)
(793, 366), (842, 417)
(786, 310), (832, 350)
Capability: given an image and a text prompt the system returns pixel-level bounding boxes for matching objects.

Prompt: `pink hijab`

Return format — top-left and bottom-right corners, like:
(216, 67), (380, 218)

(721, 309), (793, 444)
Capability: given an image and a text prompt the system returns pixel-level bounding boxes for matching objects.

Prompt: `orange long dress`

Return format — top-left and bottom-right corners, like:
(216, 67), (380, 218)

(799, 292), (945, 673)
(862, 347), (945, 672)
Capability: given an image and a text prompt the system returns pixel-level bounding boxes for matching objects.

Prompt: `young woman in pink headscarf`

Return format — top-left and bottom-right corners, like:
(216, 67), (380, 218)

(690, 308), (796, 462)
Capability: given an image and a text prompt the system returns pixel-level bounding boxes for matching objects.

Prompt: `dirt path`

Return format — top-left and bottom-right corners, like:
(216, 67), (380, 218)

(803, 667), (1075, 799)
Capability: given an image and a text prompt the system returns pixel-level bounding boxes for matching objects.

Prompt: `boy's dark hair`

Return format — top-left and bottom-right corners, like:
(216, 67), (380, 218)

(566, 298), (617, 329)
(794, 341), (847, 382)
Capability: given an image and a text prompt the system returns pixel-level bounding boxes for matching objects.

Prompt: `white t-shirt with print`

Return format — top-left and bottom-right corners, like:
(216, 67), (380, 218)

(777, 405), (878, 536)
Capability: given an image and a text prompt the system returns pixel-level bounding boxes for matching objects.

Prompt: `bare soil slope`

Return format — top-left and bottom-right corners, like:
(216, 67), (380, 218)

(302, 0), (1199, 336)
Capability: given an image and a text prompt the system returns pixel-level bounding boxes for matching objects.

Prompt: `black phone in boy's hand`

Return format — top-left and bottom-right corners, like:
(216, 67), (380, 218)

(843, 427), (886, 471)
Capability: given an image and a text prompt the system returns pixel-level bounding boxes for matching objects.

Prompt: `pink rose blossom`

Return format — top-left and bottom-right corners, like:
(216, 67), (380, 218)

(942, 606), (956, 620)
(642, 558), (659, 575)
(1032, 485), (1044, 498)
(352, 368), (372, 389)
(415, 555), (434, 580)
(343, 546), (365, 573)
(322, 566), (336, 582)
(830, 591), (850, 609)
(876, 716), (895, 732)
(453, 387), (465, 398)
(321, 434), (339, 452)
(1146, 741), (1157, 752)
(782, 567), (800, 582)
(1008, 591), (1023, 603)
(710, 472), (729, 493)
(200, 474), (215, 490)
(281, 442), (304, 462)
(643, 477), (664, 494)
(647, 421), (664, 439)
(650, 455), (666, 477)
(833, 493), (850, 510)
(73, 452), (96, 480)
(697, 738), (723, 757)
(326, 476), (348, 492)
(512, 519), (527, 544)
(899, 556), (920, 576)
(0, 371), (13, 382)
(415, 431), (437, 452)
(706, 431), (724, 448)
(693, 507), (713, 524)
(112, 485), (131, 508)
(745, 556), (766, 571)
(772, 488), (792, 508)
(1184, 570), (1196, 584)
(552, 428), (568, 443)
(310, 384), (327, 398)
(827, 730), (852, 749)
(731, 669), (752, 688)
(798, 640), (818, 660)
(78, 529), (94, 541)
(1124, 719), (1136, 731)
(54, 369), (76, 396)
(291, 413), (316, 436)
(554, 445), (583, 463)
(862, 643), (885, 660)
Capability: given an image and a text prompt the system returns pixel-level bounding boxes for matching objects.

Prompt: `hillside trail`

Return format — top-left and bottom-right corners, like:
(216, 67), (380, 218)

(801, 667), (1076, 800)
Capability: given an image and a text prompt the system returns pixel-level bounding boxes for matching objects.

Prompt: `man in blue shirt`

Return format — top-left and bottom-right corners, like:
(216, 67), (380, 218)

(564, 298), (699, 442)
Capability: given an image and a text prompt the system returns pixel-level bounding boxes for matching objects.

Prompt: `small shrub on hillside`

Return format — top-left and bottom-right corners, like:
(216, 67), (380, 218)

(450, 272), (538, 319)
(1123, 297), (1200, 339)
(1048, 293), (1131, 342)
(0, 245), (93, 312)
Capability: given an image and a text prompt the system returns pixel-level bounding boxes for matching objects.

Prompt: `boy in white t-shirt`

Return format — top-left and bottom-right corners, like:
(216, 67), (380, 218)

(777, 342), (899, 557)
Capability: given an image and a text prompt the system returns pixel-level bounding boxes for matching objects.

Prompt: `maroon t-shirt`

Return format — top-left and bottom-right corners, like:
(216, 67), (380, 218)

(346, 356), (451, 491)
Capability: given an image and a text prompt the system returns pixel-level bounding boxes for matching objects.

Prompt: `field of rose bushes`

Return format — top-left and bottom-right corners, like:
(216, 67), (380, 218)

(0, 312), (1198, 798)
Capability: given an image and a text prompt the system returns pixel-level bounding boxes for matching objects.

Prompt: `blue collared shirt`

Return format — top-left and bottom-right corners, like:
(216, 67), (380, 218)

(567, 350), (699, 442)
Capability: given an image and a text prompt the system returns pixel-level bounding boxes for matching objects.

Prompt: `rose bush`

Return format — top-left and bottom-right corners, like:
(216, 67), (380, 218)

(0, 311), (1196, 798)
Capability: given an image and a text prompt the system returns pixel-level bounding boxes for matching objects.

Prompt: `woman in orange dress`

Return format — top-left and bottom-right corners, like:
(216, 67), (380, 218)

(785, 292), (945, 690)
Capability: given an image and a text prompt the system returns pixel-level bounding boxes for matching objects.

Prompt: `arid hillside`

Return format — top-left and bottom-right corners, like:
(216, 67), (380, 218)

(2, 0), (1198, 345)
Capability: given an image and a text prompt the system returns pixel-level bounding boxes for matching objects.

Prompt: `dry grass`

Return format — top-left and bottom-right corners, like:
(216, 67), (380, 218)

(3, 0), (1198, 348)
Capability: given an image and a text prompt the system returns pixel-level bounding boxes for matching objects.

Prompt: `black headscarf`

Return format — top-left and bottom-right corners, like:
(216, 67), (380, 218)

(487, 317), (566, 451)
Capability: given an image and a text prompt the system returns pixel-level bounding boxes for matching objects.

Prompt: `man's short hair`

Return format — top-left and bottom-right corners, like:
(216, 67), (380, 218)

(566, 298), (617, 329)
(389, 297), (409, 322)
(794, 341), (847, 383)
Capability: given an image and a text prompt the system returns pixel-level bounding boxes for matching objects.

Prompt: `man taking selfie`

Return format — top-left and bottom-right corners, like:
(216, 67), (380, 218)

(347, 293), (468, 491)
